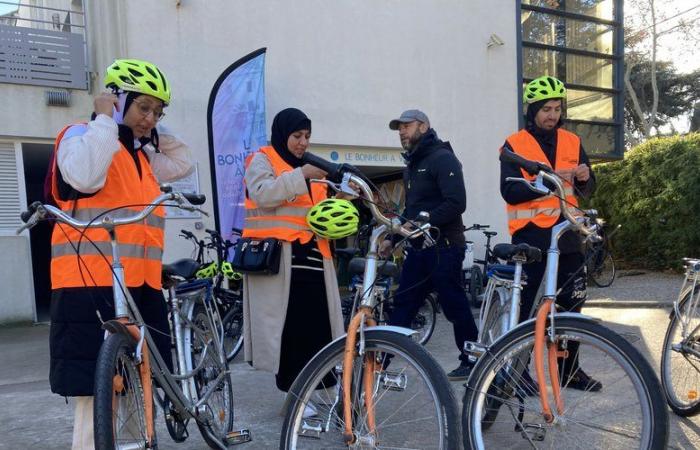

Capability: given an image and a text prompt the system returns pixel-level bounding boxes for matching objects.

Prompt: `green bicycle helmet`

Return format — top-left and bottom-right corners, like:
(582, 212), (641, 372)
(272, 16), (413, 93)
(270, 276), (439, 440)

(306, 199), (359, 240)
(195, 261), (218, 279)
(523, 76), (566, 104)
(104, 59), (171, 105)
(220, 261), (242, 281)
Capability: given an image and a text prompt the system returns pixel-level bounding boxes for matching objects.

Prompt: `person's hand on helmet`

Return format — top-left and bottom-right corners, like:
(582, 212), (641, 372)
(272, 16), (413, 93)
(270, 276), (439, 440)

(94, 92), (119, 118)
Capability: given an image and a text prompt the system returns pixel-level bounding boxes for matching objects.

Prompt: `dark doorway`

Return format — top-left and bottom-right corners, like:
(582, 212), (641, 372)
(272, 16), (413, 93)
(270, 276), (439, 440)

(22, 143), (53, 322)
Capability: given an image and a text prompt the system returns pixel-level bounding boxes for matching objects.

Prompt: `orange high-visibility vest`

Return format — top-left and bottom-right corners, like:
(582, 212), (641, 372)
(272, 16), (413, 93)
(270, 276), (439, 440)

(50, 124), (165, 289)
(505, 128), (580, 236)
(243, 146), (331, 259)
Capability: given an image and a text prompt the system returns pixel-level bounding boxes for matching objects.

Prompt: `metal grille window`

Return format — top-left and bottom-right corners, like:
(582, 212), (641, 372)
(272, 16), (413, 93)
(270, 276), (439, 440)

(0, 142), (21, 231)
(520, 0), (624, 159)
(0, 0), (87, 89)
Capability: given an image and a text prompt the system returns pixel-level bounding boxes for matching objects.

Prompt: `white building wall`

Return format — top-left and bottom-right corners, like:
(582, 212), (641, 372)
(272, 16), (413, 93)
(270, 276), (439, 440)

(0, 0), (519, 322)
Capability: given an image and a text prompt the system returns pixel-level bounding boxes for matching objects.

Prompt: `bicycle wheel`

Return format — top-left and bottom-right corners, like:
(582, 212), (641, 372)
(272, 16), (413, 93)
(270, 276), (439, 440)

(589, 247), (616, 288)
(661, 285), (700, 416)
(470, 267), (484, 307)
(189, 303), (235, 449)
(411, 291), (438, 345)
(280, 330), (460, 449)
(463, 317), (668, 449)
(221, 301), (244, 362)
(480, 286), (511, 346)
(94, 332), (149, 450)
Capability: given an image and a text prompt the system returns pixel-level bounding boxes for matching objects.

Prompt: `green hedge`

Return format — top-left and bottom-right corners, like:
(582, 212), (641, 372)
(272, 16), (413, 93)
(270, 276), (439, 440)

(585, 133), (700, 270)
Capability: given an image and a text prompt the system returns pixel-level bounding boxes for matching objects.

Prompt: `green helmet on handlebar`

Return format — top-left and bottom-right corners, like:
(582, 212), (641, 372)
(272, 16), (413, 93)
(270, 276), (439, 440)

(196, 261), (218, 279)
(220, 261), (242, 281)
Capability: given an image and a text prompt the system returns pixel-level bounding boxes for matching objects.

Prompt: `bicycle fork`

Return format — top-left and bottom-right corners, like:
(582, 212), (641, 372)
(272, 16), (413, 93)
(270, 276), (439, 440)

(533, 298), (566, 423)
(342, 306), (378, 444)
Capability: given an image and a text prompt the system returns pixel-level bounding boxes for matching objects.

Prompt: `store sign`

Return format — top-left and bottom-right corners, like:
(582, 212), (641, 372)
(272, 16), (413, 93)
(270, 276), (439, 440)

(311, 147), (403, 167)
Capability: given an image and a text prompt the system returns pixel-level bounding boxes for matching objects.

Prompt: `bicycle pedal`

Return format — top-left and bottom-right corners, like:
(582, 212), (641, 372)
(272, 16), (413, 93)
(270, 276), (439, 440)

(224, 429), (252, 445)
(380, 371), (407, 391)
(515, 423), (546, 442)
(299, 419), (323, 439)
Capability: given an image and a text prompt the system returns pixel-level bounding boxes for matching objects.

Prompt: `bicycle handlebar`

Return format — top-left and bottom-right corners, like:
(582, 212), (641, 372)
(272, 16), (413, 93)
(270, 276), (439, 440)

(500, 148), (597, 239)
(302, 152), (434, 243)
(17, 192), (207, 234)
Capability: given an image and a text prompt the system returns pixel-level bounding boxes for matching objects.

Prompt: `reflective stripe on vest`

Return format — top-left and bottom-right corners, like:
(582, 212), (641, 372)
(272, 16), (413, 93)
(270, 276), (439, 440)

(50, 124), (166, 289)
(243, 146), (332, 259)
(504, 128), (580, 236)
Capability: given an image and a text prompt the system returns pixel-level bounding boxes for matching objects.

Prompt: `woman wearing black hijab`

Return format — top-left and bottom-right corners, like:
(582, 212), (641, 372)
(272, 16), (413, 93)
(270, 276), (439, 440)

(241, 108), (345, 398)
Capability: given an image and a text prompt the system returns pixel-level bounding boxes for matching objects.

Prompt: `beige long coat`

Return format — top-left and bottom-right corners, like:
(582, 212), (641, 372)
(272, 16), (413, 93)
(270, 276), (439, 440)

(242, 151), (345, 373)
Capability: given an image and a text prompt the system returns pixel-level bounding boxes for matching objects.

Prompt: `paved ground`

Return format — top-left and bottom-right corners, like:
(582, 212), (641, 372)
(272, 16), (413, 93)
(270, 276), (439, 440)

(1, 271), (698, 449)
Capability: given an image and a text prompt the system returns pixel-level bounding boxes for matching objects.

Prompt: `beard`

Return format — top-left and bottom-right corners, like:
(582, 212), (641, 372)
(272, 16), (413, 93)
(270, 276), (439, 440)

(401, 128), (424, 151)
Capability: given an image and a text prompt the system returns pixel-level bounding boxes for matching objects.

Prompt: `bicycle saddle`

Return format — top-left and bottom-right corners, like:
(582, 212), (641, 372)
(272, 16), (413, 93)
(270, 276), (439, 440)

(162, 258), (201, 281)
(348, 257), (399, 278)
(484, 231), (498, 237)
(493, 243), (542, 263)
(336, 247), (361, 259)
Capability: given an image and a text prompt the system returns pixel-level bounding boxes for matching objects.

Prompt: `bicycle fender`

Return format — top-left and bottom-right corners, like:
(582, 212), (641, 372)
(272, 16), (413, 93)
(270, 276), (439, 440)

(102, 319), (138, 345)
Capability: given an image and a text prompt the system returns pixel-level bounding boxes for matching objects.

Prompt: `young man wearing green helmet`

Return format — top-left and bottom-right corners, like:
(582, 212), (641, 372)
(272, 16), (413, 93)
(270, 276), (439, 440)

(48, 59), (193, 449)
(500, 75), (599, 392)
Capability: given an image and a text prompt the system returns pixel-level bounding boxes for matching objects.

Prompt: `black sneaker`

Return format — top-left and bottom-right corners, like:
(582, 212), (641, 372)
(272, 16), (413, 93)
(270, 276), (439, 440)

(565, 369), (602, 392)
(447, 362), (473, 381)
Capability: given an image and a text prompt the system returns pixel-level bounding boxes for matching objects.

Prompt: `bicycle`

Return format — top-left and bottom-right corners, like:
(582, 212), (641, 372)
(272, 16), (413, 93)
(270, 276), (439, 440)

(463, 224), (498, 306)
(19, 191), (251, 449)
(338, 248), (439, 346)
(179, 227), (245, 362)
(279, 154), (460, 449)
(661, 257), (700, 416)
(461, 150), (668, 449)
(585, 218), (618, 288)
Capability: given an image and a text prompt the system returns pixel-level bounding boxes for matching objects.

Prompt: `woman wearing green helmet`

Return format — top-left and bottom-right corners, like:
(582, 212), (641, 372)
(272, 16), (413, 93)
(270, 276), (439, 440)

(48, 58), (193, 449)
(500, 75), (600, 392)
(241, 108), (358, 411)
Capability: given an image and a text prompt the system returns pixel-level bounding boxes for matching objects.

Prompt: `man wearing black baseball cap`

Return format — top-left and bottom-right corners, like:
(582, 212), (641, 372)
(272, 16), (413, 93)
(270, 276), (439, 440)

(383, 109), (478, 380)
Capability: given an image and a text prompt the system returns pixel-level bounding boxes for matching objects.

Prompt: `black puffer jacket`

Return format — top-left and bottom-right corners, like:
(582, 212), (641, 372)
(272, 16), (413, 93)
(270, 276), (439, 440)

(401, 129), (466, 246)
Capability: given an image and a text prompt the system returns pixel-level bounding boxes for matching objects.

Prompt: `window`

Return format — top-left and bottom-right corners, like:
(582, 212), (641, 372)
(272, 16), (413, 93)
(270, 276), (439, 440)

(520, 0), (623, 159)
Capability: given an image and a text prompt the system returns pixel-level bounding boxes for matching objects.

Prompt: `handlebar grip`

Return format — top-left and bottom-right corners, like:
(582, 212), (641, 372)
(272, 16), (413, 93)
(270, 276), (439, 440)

(21, 201), (42, 223)
(499, 148), (551, 176)
(205, 228), (220, 238)
(180, 229), (195, 239)
(301, 152), (344, 182)
(183, 192), (206, 205)
(231, 227), (243, 236)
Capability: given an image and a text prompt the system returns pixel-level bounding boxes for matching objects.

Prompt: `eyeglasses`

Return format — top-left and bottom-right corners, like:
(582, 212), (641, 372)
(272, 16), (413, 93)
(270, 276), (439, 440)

(132, 100), (165, 121)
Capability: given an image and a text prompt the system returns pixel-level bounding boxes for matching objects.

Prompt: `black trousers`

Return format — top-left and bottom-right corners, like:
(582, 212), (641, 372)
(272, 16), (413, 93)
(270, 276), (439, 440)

(389, 245), (478, 364)
(275, 270), (334, 392)
(519, 252), (588, 375)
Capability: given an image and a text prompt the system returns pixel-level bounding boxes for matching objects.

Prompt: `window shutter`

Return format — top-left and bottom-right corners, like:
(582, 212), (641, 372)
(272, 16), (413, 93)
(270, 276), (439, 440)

(0, 143), (21, 230)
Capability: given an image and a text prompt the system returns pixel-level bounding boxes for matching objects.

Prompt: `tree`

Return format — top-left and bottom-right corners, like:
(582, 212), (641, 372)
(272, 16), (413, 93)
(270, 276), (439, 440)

(624, 0), (700, 141)
(624, 59), (700, 141)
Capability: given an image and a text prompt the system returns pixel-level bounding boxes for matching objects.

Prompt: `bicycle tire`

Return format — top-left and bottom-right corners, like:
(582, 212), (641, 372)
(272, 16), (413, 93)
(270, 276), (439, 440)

(463, 317), (668, 449)
(470, 266), (484, 307)
(412, 291), (438, 346)
(590, 247), (616, 288)
(222, 302), (244, 362)
(480, 286), (511, 346)
(189, 303), (235, 449)
(661, 285), (700, 416)
(94, 332), (149, 450)
(280, 330), (460, 449)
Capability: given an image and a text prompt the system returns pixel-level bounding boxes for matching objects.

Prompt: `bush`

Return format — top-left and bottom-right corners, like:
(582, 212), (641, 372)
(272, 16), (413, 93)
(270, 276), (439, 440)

(585, 133), (700, 270)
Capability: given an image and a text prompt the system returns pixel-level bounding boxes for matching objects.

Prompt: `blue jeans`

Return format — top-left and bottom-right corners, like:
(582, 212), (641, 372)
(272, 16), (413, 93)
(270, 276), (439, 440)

(389, 245), (478, 364)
